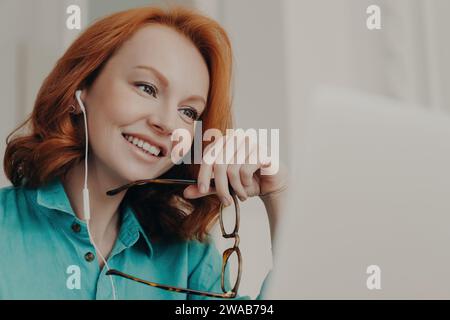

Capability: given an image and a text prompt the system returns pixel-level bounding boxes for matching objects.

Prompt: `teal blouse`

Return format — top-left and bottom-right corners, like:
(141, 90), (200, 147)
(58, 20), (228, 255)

(0, 176), (256, 300)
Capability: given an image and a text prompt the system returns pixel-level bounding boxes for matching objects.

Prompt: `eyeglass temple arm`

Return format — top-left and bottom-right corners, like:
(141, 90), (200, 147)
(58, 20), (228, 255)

(106, 179), (228, 196)
(106, 179), (195, 196)
(106, 269), (236, 298)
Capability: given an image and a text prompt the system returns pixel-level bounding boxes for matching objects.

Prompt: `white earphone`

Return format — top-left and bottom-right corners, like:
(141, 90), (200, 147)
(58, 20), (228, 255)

(75, 89), (117, 300)
(75, 90), (90, 221)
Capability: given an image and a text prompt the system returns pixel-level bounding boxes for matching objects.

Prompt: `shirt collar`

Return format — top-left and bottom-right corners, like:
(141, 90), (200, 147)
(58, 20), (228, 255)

(35, 176), (154, 258)
(119, 202), (154, 258)
(36, 176), (76, 216)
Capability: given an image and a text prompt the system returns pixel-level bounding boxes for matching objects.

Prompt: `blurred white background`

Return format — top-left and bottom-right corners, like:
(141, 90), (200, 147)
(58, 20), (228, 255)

(1, 0), (449, 299)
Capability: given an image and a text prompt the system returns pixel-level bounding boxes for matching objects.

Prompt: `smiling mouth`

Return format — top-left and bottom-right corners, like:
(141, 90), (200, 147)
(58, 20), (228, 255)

(121, 133), (164, 158)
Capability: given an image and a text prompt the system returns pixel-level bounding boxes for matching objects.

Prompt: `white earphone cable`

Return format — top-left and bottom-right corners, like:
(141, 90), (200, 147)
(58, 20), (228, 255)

(86, 222), (117, 300)
(76, 90), (118, 300)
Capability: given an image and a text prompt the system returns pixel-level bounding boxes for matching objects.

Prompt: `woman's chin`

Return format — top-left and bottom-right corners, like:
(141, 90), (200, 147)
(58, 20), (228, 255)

(116, 159), (173, 184)
(122, 168), (160, 182)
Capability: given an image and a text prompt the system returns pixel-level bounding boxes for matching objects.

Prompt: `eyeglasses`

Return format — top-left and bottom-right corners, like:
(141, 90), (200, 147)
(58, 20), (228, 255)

(105, 179), (242, 299)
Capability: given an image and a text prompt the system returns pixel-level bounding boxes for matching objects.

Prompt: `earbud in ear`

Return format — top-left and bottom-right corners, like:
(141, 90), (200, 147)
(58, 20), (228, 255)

(75, 90), (86, 113)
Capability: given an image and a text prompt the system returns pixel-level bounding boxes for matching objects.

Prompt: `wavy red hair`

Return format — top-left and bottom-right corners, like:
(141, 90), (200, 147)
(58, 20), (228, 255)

(3, 5), (234, 242)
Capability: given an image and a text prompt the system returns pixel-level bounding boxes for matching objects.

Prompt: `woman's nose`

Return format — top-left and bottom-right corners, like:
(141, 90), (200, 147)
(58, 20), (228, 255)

(146, 111), (176, 136)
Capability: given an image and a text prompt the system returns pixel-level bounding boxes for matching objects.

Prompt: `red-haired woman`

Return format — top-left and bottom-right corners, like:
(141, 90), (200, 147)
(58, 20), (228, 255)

(0, 6), (288, 299)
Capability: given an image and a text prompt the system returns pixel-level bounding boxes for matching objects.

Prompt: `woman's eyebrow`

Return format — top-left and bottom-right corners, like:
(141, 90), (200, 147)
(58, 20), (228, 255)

(133, 65), (207, 106)
(133, 65), (169, 88)
(184, 95), (207, 106)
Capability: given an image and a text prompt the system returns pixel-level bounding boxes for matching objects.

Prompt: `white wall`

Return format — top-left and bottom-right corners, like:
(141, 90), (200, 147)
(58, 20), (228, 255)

(279, 0), (450, 298)
(0, 0), (89, 187)
(282, 0), (450, 114)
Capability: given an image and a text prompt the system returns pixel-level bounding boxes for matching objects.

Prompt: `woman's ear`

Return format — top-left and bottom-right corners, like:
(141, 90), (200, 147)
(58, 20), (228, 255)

(80, 89), (88, 102)
(75, 89), (87, 113)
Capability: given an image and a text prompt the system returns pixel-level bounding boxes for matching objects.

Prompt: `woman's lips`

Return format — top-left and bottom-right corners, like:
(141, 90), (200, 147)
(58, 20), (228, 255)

(122, 132), (168, 157)
(122, 133), (161, 163)
(123, 133), (162, 156)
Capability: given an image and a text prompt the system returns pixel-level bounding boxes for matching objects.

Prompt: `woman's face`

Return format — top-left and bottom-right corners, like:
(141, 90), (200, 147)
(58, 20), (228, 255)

(81, 24), (209, 185)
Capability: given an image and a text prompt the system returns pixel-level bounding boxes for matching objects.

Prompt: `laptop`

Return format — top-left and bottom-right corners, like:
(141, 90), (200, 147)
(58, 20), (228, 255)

(264, 86), (450, 299)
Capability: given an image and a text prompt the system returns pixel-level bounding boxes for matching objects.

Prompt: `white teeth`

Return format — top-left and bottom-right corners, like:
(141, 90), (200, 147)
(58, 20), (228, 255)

(150, 146), (161, 156)
(124, 134), (162, 157)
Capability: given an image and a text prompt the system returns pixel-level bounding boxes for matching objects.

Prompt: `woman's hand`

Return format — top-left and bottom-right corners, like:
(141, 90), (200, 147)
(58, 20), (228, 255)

(183, 135), (288, 207)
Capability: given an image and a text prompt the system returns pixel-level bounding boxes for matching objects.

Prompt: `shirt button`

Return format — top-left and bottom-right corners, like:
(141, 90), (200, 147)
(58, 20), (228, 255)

(71, 222), (81, 233)
(84, 252), (95, 262)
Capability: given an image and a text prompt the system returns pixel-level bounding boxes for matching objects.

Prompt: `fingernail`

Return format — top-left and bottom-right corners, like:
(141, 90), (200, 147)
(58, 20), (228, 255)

(199, 183), (207, 194)
(262, 159), (271, 167)
(238, 195), (247, 202)
(221, 196), (231, 207)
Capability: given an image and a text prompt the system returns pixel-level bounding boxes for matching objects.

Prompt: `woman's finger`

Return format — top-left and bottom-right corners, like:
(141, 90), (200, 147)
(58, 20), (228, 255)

(197, 136), (224, 193)
(213, 133), (242, 206)
(240, 145), (260, 187)
(239, 163), (261, 197)
(227, 164), (248, 201)
(224, 133), (255, 201)
(183, 184), (216, 199)
(213, 162), (232, 206)
(239, 146), (268, 196)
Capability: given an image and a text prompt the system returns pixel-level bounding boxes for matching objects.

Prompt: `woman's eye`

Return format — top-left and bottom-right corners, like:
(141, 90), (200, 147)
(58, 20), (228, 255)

(179, 107), (199, 121)
(136, 83), (157, 98)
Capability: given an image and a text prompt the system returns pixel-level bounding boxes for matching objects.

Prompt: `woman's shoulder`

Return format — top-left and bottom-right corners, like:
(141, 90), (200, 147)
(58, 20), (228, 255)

(0, 184), (19, 209)
(0, 184), (28, 225)
(0, 182), (27, 199)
